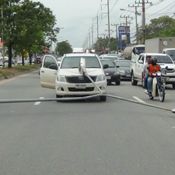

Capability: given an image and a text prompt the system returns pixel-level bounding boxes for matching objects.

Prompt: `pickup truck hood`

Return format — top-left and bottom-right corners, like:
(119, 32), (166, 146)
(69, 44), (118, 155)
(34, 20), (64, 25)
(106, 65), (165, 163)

(159, 63), (175, 69)
(58, 68), (104, 76)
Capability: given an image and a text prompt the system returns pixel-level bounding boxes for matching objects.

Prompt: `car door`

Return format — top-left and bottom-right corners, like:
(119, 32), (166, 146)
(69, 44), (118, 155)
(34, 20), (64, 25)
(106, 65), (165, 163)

(135, 54), (144, 79)
(40, 55), (58, 89)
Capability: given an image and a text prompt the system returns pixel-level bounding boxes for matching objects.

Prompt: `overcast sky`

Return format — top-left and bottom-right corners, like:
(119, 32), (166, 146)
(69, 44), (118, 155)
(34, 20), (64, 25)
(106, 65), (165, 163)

(36, 0), (174, 48)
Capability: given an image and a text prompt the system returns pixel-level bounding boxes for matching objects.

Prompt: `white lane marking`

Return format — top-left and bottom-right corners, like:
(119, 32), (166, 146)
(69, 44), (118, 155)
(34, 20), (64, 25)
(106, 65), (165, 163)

(34, 102), (41, 105)
(34, 97), (45, 106)
(133, 96), (146, 104)
(171, 126), (175, 129)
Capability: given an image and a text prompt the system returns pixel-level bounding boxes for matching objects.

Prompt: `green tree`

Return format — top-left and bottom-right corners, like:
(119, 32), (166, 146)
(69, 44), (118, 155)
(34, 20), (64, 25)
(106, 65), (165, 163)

(55, 41), (73, 56)
(14, 0), (57, 65)
(94, 37), (117, 54)
(145, 16), (175, 39)
(0, 0), (21, 67)
(0, 0), (58, 67)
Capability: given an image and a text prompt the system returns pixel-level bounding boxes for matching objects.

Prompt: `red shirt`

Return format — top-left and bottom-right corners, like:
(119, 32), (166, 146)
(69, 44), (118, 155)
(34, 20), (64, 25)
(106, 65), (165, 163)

(148, 64), (161, 76)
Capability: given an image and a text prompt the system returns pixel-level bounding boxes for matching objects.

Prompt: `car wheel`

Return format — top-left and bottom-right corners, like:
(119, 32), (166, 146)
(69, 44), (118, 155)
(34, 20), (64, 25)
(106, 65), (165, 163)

(56, 94), (62, 102)
(107, 81), (111, 85)
(115, 79), (120, 85)
(131, 73), (138, 86)
(172, 83), (175, 89)
(100, 95), (107, 102)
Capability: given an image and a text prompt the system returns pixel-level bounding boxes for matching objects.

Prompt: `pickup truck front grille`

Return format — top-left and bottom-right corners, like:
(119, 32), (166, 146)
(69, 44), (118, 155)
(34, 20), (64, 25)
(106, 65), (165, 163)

(68, 87), (94, 92)
(66, 76), (96, 83)
(166, 68), (175, 73)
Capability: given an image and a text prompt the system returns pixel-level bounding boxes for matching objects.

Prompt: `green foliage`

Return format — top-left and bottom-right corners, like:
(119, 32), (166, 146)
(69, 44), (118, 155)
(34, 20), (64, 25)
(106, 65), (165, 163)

(0, 0), (58, 67)
(94, 37), (117, 53)
(145, 16), (175, 39)
(55, 41), (73, 56)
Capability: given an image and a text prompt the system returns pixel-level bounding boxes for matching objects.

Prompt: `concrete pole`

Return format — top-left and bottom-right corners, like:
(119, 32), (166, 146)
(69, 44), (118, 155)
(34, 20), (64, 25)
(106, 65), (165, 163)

(97, 14), (99, 39)
(107, 0), (111, 51)
(142, 0), (146, 44)
(135, 6), (139, 44)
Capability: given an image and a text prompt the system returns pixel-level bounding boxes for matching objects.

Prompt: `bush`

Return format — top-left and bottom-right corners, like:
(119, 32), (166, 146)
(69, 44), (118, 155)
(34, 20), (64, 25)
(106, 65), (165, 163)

(0, 64), (40, 79)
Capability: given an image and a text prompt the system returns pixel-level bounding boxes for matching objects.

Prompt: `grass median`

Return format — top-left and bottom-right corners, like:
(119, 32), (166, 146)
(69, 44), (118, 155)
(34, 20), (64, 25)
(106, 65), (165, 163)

(0, 64), (40, 80)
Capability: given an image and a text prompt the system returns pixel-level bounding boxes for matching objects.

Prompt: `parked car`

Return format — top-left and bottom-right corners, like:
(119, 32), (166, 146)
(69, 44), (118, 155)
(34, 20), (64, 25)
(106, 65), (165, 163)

(101, 59), (120, 85)
(115, 59), (131, 80)
(130, 53), (175, 88)
(40, 53), (107, 101)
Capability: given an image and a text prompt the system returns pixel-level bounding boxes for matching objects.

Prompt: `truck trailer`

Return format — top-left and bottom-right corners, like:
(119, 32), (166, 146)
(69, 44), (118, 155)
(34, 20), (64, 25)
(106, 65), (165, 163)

(145, 37), (175, 53)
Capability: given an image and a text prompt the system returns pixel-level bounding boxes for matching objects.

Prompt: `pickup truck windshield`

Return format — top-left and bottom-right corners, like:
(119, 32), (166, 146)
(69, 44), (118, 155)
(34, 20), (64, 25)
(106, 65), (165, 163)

(156, 55), (173, 64)
(61, 56), (101, 68)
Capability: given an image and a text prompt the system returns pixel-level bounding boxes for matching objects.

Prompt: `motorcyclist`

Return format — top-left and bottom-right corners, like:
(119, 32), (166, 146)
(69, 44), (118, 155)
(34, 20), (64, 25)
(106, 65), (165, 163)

(147, 57), (161, 99)
(143, 55), (152, 90)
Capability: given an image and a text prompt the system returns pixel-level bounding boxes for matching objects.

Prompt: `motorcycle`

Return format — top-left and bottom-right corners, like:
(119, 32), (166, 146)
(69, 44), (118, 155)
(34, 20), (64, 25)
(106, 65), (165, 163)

(148, 71), (166, 102)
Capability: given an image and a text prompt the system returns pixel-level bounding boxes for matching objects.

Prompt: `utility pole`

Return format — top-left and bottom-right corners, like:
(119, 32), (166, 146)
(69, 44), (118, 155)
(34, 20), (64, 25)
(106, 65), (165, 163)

(135, 0), (152, 44)
(120, 15), (132, 26)
(96, 14), (99, 39)
(111, 24), (119, 52)
(107, 0), (110, 50)
(127, 4), (141, 44)
(101, 0), (111, 51)
(91, 23), (94, 47)
(88, 30), (91, 49)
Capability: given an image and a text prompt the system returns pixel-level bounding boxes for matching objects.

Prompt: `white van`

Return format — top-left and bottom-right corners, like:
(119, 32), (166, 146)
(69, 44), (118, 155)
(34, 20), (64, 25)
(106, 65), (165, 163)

(40, 53), (107, 101)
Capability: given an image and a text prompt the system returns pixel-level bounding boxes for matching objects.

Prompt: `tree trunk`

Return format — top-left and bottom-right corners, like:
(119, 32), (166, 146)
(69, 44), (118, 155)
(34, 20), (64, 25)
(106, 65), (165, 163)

(8, 42), (13, 68)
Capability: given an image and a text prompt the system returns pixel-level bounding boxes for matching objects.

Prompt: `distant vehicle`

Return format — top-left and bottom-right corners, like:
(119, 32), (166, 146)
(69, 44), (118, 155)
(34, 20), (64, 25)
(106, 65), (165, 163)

(115, 59), (131, 80)
(162, 48), (175, 62)
(123, 44), (145, 60)
(145, 37), (175, 53)
(130, 53), (175, 89)
(72, 47), (84, 53)
(40, 53), (107, 101)
(101, 59), (120, 85)
(99, 54), (121, 61)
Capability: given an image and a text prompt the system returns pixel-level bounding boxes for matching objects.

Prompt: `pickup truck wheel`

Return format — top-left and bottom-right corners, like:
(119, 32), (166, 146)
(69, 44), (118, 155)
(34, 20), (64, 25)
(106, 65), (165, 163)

(131, 74), (138, 86)
(172, 83), (175, 89)
(115, 80), (120, 85)
(100, 95), (107, 102)
(56, 94), (62, 102)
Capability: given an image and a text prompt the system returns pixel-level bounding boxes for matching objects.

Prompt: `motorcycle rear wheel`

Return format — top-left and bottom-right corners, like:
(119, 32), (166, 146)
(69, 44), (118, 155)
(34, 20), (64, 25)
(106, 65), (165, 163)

(158, 87), (165, 102)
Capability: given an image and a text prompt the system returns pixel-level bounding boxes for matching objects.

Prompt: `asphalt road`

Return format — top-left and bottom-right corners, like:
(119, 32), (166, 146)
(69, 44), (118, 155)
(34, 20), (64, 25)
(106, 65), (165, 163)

(0, 71), (175, 175)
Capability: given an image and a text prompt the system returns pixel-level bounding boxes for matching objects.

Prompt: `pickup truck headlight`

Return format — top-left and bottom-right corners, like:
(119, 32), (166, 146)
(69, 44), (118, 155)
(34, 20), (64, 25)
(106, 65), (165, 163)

(57, 75), (66, 82)
(96, 74), (106, 82)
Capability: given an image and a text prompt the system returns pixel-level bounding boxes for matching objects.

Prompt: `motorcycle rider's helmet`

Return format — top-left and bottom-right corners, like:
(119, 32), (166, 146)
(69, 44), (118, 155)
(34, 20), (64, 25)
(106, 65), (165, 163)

(151, 57), (157, 65)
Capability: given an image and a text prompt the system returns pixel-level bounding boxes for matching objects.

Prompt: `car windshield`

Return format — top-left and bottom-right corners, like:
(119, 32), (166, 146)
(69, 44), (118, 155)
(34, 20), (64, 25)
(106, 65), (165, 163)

(153, 55), (173, 64)
(134, 46), (145, 54)
(101, 60), (115, 68)
(166, 50), (175, 61)
(61, 56), (101, 68)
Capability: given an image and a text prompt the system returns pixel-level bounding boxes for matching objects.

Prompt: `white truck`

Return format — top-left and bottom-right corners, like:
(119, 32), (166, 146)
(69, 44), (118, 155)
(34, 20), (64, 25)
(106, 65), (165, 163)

(145, 37), (175, 62)
(123, 44), (145, 60)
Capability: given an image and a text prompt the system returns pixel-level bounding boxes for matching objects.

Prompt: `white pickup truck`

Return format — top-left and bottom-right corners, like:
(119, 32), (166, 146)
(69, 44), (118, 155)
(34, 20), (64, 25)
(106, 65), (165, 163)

(130, 53), (175, 89)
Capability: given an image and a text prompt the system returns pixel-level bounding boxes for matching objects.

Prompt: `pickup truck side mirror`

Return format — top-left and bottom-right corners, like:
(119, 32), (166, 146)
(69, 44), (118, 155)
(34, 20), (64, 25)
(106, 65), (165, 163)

(138, 60), (144, 64)
(103, 64), (109, 69)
